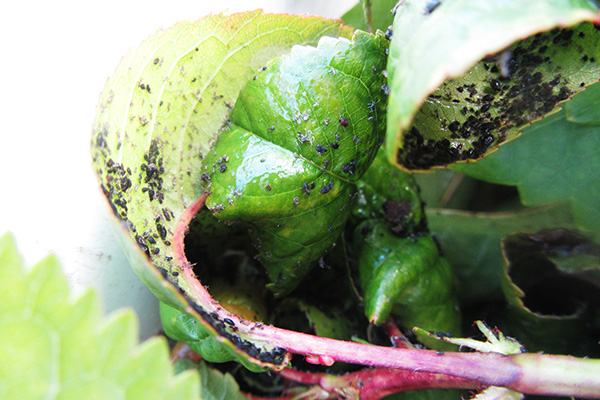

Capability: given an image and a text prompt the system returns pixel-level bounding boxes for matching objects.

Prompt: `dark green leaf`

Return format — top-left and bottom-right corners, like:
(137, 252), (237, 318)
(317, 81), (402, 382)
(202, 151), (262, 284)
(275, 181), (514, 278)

(499, 229), (600, 356)
(354, 220), (461, 349)
(202, 31), (389, 295)
(386, 0), (600, 170)
(427, 205), (578, 303)
(353, 147), (425, 235)
(452, 107), (600, 231)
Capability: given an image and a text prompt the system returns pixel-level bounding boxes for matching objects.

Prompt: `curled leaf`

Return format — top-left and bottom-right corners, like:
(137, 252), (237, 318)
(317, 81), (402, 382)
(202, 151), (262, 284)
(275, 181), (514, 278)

(354, 220), (461, 349)
(387, 0), (600, 170)
(91, 11), (353, 370)
(202, 31), (389, 295)
(500, 229), (600, 356)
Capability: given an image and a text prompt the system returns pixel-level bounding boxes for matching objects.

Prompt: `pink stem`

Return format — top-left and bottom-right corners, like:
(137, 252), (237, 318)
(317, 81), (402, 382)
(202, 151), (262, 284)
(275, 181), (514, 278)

(172, 196), (600, 398)
(279, 367), (479, 400)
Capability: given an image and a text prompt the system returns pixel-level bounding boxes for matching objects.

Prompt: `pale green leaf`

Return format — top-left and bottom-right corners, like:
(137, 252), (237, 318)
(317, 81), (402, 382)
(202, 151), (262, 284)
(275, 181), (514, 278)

(91, 11), (354, 370)
(0, 233), (199, 400)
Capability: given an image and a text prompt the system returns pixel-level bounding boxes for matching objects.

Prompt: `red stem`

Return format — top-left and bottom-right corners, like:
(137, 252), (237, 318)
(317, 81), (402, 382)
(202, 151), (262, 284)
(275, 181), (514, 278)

(279, 367), (479, 400)
(171, 196), (600, 398)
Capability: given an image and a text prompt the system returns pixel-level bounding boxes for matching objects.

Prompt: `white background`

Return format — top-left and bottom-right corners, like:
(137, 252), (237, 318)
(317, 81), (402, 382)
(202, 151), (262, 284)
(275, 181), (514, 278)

(0, 0), (356, 338)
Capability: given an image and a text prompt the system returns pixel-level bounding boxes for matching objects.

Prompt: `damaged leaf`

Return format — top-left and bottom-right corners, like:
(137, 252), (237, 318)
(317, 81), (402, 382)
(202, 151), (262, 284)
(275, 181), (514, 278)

(452, 94), (600, 231)
(386, 0), (600, 170)
(91, 10), (353, 370)
(202, 31), (389, 295)
(500, 229), (600, 356)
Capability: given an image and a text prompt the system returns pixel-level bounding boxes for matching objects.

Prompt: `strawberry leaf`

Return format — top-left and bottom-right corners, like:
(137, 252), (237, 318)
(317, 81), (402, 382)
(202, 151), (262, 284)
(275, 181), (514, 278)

(0, 232), (199, 400)
(174, 359), (247, 400)
(386, 0), (600, 170)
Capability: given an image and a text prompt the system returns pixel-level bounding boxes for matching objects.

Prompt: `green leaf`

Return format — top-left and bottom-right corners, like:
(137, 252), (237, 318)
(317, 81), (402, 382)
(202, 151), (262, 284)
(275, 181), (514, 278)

(202, 31), (389, 295)
(452, 106), (600, 231)
(353, 220), (460, 349)
(426, 205), (578, 303)
(416, 320), (526, 356)
(174, 359), (247, 400)
(91, 11), (354, 370)
(341, 0), (399, 32)
(386, 0), (600, 170)
(565, 81), (600, 124)
(159, 302), (266, 372)
(0, 233), (199, 400)
(499, 229), (600, 356)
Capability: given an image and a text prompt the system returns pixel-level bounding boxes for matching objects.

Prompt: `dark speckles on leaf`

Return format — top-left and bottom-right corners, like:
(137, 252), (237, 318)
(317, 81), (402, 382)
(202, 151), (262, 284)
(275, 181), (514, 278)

(342, 161), (357, 174)
(385, 26), (393, 41)
(136, 235), (149, 256)
(380, 84), (390, 96)
(448, 121), (459, 132)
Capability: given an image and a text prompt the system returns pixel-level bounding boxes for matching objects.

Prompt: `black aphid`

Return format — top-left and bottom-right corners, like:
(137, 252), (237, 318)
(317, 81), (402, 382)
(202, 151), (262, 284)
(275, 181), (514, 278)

(320, 182), (334, 194)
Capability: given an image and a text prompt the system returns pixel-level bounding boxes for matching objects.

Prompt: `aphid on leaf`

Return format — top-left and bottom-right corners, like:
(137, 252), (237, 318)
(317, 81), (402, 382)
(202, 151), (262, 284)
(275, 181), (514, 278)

(338, 118), (349, 127)
(302, 182), (311, 195)
(385, 26), (393, 40)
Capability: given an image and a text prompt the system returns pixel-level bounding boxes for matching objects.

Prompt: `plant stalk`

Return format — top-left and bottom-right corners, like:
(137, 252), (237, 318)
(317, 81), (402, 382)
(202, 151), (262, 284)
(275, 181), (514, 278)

(176, 196), (600, 399)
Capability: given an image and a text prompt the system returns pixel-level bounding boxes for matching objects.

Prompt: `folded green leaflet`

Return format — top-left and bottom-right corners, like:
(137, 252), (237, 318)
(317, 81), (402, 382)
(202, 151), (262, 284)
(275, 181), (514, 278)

(202, 31), (389, 295)
(354, 220), (461, 349)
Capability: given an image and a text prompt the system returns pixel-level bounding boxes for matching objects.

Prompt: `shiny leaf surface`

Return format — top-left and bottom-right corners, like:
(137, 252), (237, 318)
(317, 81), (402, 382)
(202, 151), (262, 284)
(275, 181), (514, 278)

(202, 31), (389, 295)
(354, 220), (460, 349)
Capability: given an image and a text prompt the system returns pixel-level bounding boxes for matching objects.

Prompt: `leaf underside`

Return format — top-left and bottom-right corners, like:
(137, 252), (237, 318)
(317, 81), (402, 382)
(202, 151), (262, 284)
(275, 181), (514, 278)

(387, 0), (600, 170)
(91, 11), (354, 369)
(452, 89), (600, 232)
